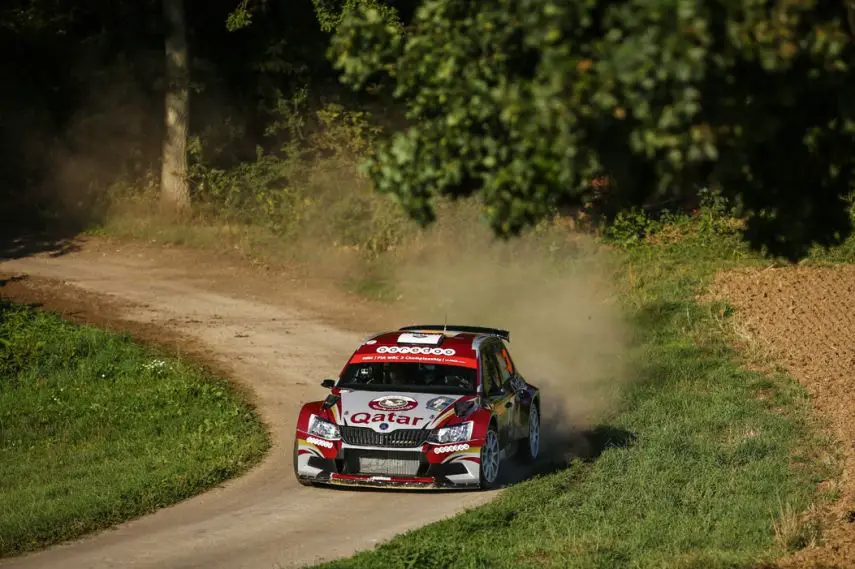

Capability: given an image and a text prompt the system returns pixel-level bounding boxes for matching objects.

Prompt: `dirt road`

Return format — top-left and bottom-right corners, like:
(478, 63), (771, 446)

(0, 237), (498, 569)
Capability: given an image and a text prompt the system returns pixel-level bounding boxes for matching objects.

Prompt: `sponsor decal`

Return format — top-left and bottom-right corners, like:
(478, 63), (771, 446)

(350, 411), (425, 426)
(376, 346), (456, 356)
(306, 436), (334, 449)
(349, 353), (478, 369)
(426, 396), (457, 412)
(368, 395), (419, 411)
(364, 339), (377, 345)
(356, 354), (471, 364)
(434, 443), (470, 454)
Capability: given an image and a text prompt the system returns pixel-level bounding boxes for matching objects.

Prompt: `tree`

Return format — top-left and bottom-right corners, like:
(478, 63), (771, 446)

(329, 0), (855, 261)
(311, 0), (402, 32)
(161, 0), (191, 212)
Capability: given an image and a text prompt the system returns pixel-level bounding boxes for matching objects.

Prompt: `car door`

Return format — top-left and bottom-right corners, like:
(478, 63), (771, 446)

(489, 342), (521, 441)
(480, 341), (515, 447)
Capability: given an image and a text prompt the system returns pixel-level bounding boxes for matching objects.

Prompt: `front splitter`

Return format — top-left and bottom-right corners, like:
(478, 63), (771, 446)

(300, 472), (479, 491)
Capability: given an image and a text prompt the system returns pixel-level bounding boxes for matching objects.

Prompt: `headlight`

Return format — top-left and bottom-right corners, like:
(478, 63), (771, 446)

(429, 421), (473, 444)
(307, 415), (341, 440)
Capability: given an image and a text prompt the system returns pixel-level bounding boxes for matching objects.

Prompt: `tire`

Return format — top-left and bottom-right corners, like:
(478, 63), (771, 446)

(518, 404), (540, 464)
(293, 439), (313, 487)
(479, 424), (501, 489)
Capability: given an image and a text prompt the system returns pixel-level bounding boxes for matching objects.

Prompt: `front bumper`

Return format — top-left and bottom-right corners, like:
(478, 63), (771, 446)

(313, 472), (477, 490)
(295, 436), (482, 490)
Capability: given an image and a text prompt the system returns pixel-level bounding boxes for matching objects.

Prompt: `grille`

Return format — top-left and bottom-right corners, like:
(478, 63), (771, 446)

(344, 450), (423, 476)
(357, 455), (420, 476)
(340, 426), (431, 448)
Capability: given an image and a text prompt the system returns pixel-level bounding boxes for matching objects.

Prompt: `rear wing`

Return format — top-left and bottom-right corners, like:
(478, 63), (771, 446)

(398, 324), (510, 342)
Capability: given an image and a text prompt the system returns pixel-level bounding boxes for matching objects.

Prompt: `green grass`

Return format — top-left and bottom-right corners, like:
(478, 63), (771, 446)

(309, 231), (839, 569)
(0, 301), (270, 557)
(90, 180), (851, 567)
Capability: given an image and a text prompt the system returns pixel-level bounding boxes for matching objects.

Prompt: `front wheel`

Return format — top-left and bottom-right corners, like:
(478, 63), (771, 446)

(479, 426), (501, 489)
(518, 405), (540, 464)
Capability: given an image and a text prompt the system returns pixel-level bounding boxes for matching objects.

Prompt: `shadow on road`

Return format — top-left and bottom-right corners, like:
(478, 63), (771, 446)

(310, 424), (636, 495)
(0, 274), (29, 288)
(0, 230), (82, 261)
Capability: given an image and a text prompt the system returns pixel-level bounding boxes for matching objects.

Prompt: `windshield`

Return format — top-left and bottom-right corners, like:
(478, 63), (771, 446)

(338, 362), (477, 395)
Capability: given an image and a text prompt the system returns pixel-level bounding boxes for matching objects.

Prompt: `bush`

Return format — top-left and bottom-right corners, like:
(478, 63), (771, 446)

(602, 187), (741, 249)
(182, 90), (413, 255)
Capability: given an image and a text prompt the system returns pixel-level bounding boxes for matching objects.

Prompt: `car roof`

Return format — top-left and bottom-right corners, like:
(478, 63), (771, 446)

(367, 330), (491, 349)
(346, 328), (506, 370)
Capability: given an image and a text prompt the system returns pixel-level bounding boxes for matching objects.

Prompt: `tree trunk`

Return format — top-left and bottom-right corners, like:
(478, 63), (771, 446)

(160, 0), (190, 212)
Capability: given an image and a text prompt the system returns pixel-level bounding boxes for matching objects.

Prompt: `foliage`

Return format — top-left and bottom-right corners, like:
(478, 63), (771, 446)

(0, 300), (269, 556)
(330, 0), (855, 261)
(184, 92), (412, 255)
(226, 0), (254, 31)
(311, 0), (403, 33)
(602, 187), (741, 247)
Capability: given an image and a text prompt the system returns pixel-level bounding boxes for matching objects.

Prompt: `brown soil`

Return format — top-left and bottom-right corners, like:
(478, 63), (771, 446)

(707, 265), (855, 569)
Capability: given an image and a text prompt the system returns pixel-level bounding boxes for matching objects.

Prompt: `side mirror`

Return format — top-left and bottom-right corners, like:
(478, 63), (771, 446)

(321, 379), (336, 389)
(488, 385), (506, 397)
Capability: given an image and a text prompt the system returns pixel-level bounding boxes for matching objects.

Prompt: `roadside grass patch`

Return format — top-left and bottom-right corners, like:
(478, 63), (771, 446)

(0, 301), (269, 557)
(313, 232), (834, 569)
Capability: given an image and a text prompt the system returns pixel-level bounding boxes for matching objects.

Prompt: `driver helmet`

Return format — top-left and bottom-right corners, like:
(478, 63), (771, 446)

(387, 363), (411, 385)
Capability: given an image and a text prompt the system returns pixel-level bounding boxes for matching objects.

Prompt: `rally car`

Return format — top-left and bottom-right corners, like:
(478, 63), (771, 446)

(293, 325), (541, 490)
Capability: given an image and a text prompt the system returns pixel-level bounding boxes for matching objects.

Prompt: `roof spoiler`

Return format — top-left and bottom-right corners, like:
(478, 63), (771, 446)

(398, 324), (510, 342)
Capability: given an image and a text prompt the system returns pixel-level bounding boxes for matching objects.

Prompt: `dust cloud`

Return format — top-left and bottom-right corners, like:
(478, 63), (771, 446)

(384, 206), (632, 463)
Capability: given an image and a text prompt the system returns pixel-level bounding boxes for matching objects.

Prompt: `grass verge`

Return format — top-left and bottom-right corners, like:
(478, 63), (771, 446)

(309, 233), (836, 569)
(0, 300), (270, 558)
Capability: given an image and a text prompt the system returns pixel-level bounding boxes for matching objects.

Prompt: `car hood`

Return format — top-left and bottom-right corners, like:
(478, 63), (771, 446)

(336, 390), (467, 432)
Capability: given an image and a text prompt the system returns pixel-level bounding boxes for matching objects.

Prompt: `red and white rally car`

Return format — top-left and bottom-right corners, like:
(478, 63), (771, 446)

(293, 325), (541, 489)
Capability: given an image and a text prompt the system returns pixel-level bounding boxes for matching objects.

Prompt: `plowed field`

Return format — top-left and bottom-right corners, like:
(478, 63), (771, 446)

(708, 266), (855, 569)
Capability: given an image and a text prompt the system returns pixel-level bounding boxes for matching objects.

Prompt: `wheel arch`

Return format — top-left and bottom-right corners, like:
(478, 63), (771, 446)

(524, 393), (541, 440)
(295, 400), (329, 434)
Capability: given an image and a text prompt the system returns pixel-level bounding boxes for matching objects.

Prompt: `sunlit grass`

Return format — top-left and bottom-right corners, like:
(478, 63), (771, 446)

(0, 301), (270, 557)
(311, 232), (837, 569)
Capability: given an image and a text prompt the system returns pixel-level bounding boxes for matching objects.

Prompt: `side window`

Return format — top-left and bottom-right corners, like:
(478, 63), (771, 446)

(480, 349), (501, 395)
(502, 346), (516, 375)
(491, 344), (514, 385)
